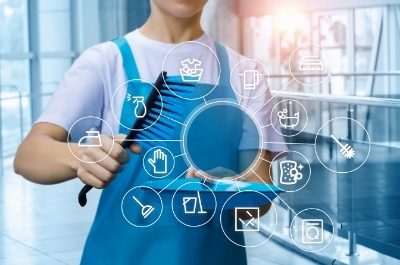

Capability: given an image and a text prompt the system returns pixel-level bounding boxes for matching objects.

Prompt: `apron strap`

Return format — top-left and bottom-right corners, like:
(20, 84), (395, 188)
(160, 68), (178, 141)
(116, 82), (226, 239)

(112, 37), (141, 80)
(112, 38), (233, 135)
(112, 37), (142, 134)
(214, 42), (230, 88)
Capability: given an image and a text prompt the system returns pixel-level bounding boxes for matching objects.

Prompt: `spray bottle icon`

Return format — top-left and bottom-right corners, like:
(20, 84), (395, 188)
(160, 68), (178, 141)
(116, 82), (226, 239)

(126, 94), (147, 118)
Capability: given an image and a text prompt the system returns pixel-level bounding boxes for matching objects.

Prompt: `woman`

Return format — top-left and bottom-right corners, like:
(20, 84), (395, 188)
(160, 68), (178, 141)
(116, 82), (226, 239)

(14, 0), (285, 264)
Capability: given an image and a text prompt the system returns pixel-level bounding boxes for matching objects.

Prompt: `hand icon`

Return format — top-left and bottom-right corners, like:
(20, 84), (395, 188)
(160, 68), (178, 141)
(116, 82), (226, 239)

(148, 149), (168, 174)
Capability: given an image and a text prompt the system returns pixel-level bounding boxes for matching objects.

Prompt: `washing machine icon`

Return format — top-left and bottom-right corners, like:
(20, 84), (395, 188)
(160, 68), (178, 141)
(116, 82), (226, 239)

(279, 160), (303, 185)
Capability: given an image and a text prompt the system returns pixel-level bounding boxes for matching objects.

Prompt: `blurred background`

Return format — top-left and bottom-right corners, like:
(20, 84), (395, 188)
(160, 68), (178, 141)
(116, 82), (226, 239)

(0, 0), (399, 264)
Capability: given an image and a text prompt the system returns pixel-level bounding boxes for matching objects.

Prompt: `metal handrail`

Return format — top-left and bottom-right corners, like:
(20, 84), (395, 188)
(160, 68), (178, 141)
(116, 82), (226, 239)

(0, 86), (56, 176)
(269, 71), (400, 78)
(0, 91), (54, 101)
(272, 90), (400, 109)
(0, 86), (54, 141)
(0, 85), (25, 141)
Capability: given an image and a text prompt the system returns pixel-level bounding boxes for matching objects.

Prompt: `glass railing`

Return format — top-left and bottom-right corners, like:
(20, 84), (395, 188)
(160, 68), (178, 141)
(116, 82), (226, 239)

(0, 84), (54, 175)
(267, 84), (400, 261)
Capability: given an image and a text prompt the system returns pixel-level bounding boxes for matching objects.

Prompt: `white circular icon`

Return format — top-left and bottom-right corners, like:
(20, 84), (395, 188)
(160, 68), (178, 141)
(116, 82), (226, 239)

(67, 116), (115, 164)
(230, 59), (270, 98)
(314, 117), (371, 174)
(289, 208), (335, 252)
(271, 99), (308, 137)
(111, 79), (163, 131)
(171, 182), (217, 227)
(269, 150), (311, 193)
(162, 41), (221, 100)
(121, 186), (163, 228)
(220, 191), (277, 248)
(143, 146), (175, 178)
(181, 100), (263, 181)
(289, 42), (330, 86)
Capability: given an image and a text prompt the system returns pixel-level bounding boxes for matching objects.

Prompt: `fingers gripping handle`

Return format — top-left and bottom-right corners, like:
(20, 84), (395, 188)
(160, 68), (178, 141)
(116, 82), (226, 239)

(78, 72), (167, 207)
(78, 138), (131, 207)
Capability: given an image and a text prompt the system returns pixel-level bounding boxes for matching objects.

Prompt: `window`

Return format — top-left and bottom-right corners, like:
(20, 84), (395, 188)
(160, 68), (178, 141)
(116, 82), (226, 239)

(0, 0), (30, 163)
(0, 0), (76, 170)
(241, 7), (383, 97)
(38, 0), (75, 107)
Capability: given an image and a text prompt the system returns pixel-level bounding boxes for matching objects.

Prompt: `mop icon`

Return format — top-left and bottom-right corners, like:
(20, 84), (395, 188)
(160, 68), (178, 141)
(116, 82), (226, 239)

(132, 195), (154, 219)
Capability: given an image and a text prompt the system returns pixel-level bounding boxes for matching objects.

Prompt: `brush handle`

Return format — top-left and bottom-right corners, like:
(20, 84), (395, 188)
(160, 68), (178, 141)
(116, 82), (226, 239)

(78, 184), (93, 207)
(78, 72), (166, 207)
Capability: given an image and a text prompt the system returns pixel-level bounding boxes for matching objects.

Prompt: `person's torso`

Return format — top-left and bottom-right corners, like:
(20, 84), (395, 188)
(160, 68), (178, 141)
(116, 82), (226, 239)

(81, 31), (248, 265)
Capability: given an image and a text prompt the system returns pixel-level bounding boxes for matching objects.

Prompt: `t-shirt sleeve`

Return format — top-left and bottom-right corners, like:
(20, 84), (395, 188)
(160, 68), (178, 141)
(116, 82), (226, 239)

(36, 45), (106, 141)
(231, 57), (288, 156)
(239, 86), (288, 156)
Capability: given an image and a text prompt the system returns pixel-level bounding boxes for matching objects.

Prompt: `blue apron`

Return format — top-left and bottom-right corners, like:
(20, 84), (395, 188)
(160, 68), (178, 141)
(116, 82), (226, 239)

(81, 38), (247, 265)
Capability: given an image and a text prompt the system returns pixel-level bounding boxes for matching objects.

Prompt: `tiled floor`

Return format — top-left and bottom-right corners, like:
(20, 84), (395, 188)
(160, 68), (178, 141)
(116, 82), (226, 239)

(0, 166), (97, 265)
(0, 166), (398, 265)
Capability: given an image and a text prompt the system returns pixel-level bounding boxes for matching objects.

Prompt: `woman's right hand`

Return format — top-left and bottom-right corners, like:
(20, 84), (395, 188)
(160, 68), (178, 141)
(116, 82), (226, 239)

(76, 134), (141, 188)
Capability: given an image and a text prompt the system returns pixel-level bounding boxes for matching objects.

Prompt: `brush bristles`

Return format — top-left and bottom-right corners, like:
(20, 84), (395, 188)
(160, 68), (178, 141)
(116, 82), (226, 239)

(134, 79), (194, 150)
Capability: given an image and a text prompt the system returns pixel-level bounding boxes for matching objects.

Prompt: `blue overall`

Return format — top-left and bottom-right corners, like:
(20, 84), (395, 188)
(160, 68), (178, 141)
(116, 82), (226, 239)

(81, 38), (248, 265)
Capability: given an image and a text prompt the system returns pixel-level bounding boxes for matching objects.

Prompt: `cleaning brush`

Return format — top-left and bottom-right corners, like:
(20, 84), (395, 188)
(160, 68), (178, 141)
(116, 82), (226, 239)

(78, 72), (194, 207)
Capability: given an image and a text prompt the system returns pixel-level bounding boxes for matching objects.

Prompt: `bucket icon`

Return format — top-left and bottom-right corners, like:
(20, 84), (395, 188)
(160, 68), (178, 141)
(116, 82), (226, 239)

(182, 191), (207, 214)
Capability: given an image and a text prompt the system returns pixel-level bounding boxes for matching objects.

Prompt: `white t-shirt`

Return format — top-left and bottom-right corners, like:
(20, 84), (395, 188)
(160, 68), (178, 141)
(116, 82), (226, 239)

(37, 29), (286, 154)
